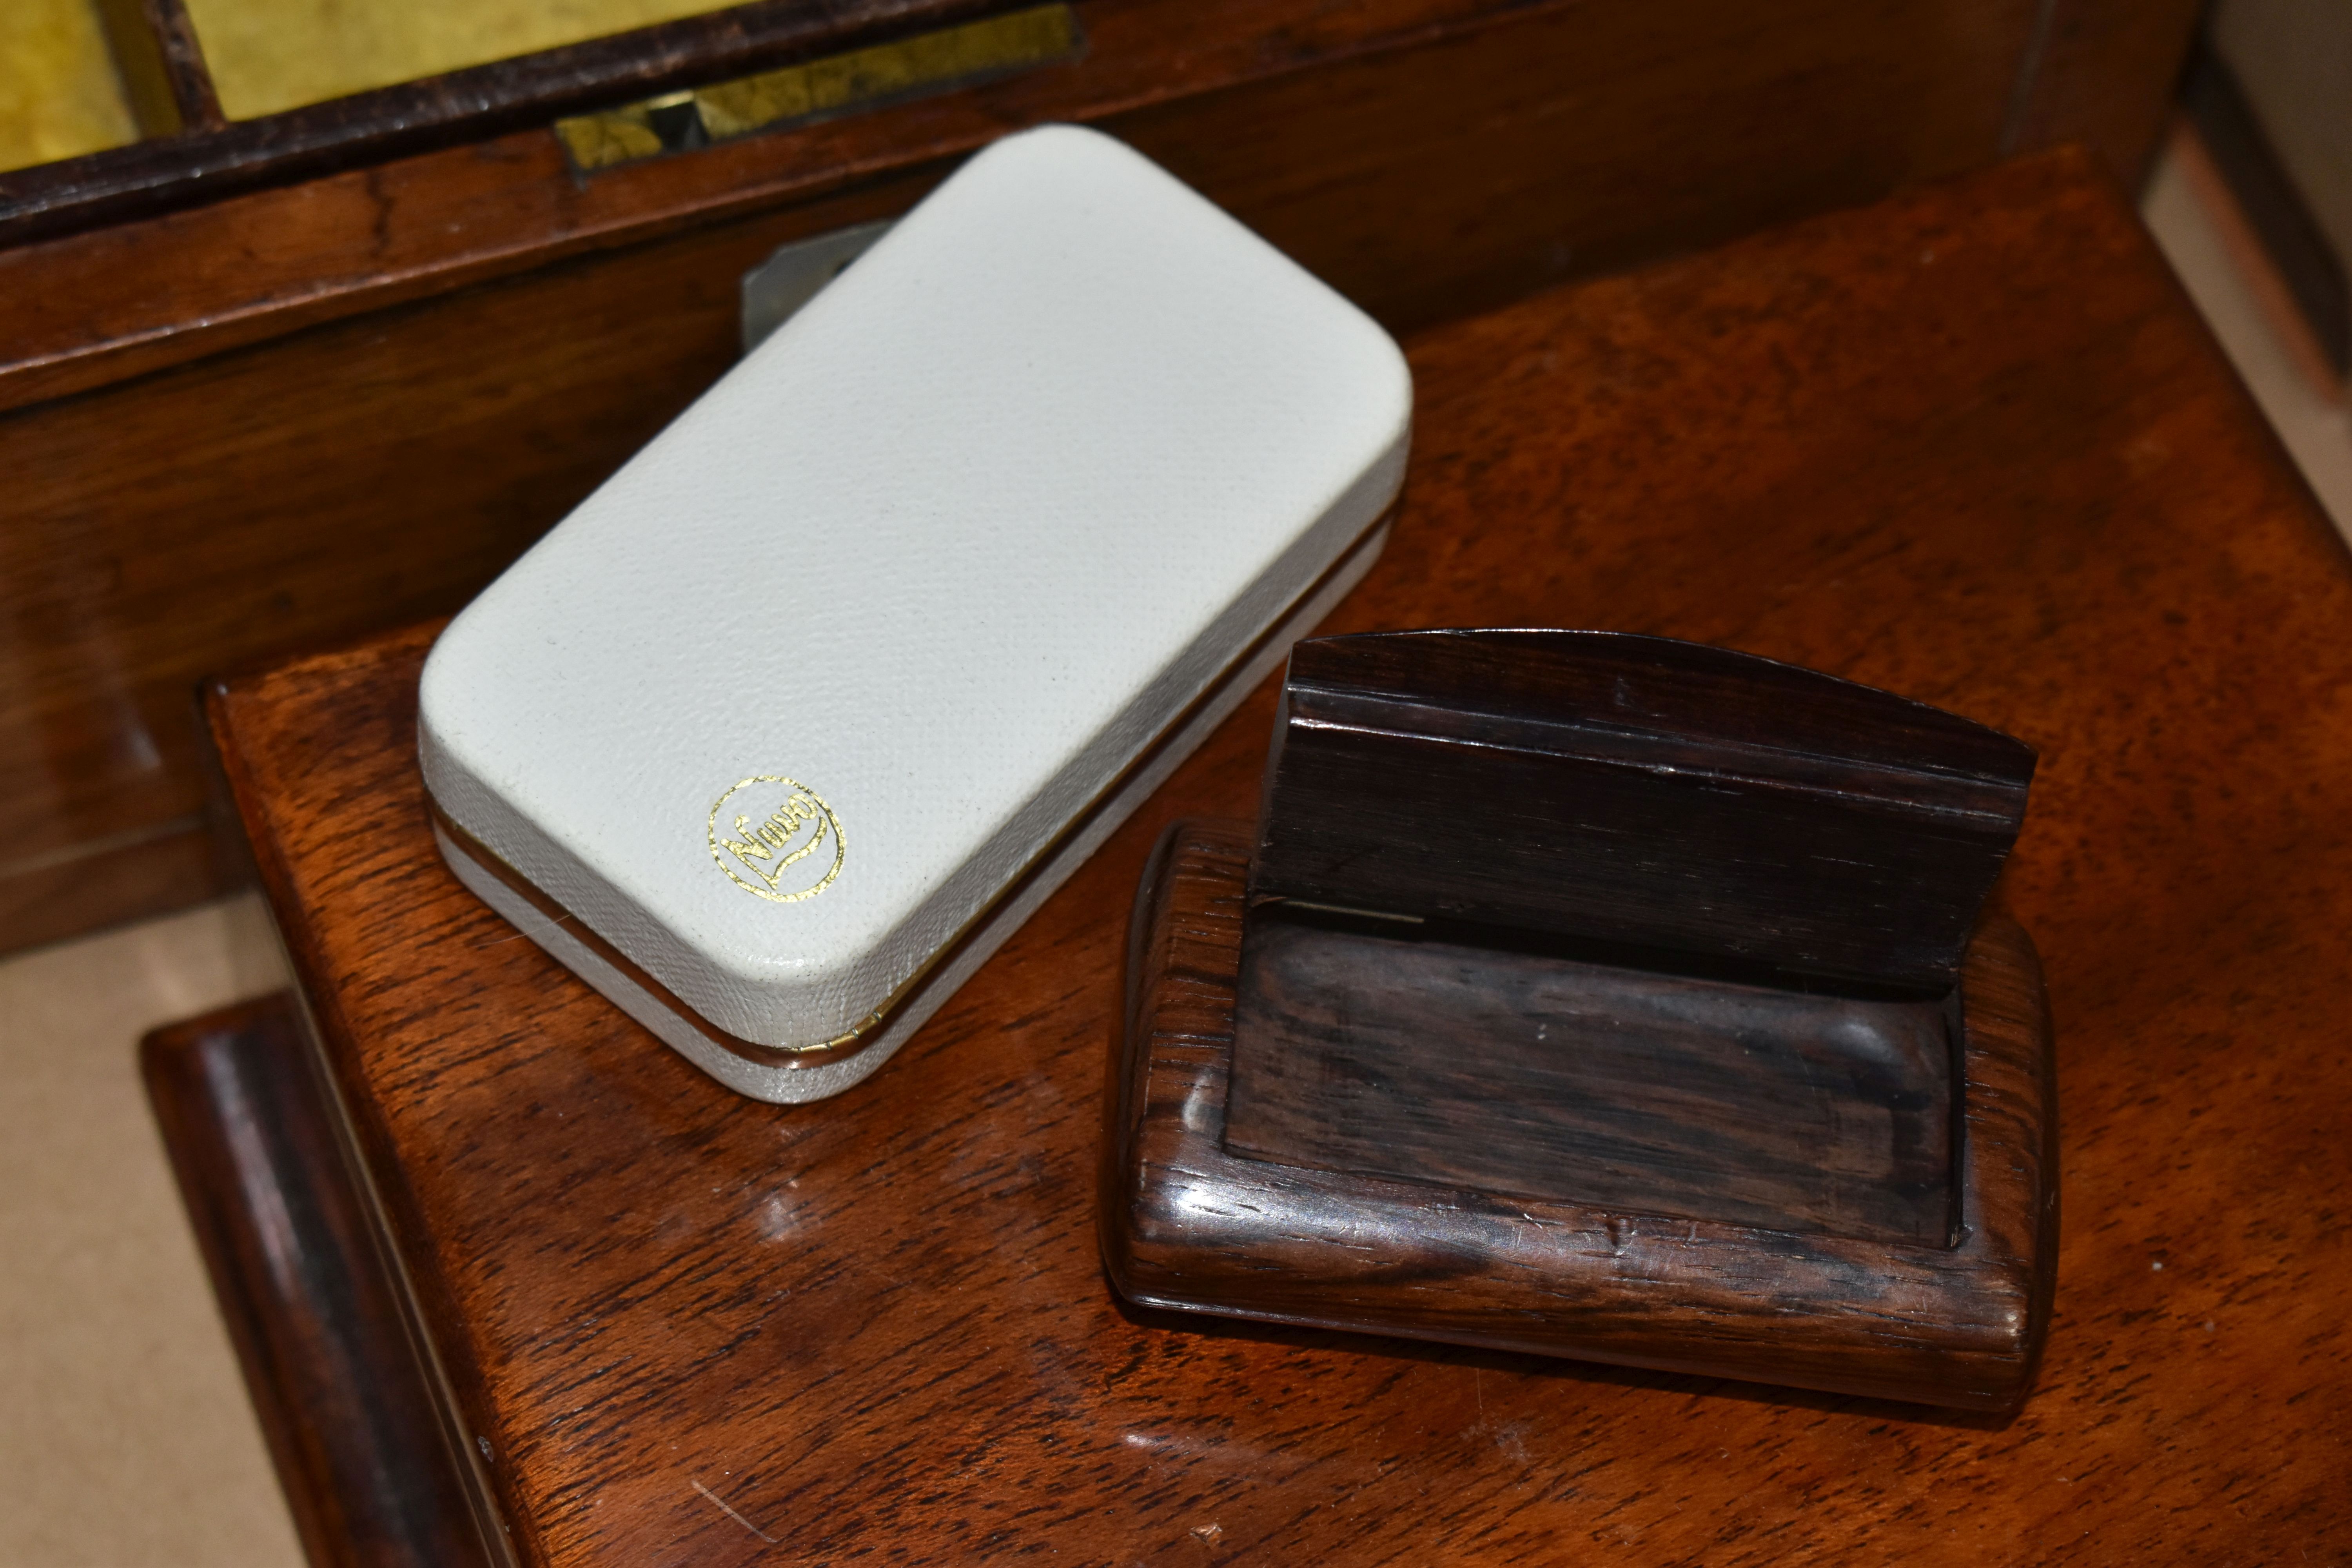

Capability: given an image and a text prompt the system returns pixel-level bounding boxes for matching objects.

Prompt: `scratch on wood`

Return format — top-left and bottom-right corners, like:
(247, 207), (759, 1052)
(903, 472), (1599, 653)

(692, 1478), (779, 1544)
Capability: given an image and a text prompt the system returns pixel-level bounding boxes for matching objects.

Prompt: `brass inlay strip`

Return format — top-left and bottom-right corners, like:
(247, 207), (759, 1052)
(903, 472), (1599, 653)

(555, 5), (1081, 173)
(427, 507), (1392, 1073)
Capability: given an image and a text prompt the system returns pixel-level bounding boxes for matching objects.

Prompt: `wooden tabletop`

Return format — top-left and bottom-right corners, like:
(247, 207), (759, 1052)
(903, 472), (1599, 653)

(210, 148), (2352, 1564)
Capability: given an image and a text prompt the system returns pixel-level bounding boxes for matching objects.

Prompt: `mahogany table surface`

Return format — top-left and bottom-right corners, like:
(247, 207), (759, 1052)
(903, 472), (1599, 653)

(211, 149), (2352, 1565)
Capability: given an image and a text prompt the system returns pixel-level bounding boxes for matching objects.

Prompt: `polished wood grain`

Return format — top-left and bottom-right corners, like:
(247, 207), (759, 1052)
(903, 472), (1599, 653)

(142, 993), (494, 1568)
(203, 151), (2352, 1559)
(1224, 627), (2029, 1250)
(1248, 630), (2035, 991)
(1115, 819), (2049, 1410)
(0, 0), (2205, 955)
(0, 0), (2062, 413)
(1224, 907), (1961, 1246)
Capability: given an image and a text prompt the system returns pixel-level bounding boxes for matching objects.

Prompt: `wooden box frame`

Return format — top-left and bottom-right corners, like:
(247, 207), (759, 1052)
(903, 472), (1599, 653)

(1103, 819), (2061, 1413)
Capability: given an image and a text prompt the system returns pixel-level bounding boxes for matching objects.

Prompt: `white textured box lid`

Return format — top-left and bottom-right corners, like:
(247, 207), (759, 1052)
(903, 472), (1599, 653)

(418, 124), (1411, 1051)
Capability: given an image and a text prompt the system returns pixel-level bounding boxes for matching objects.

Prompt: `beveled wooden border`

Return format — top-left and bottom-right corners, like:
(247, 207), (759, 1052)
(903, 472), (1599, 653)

(141, 992), (498, 1568)
(1101, 818), (2059, 1414)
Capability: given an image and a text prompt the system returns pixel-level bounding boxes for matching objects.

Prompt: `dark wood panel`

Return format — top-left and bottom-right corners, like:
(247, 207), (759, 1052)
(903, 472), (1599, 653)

(142, 993), (494, 1568)
(0, 0), (1523, 417)
(1224, 906), (1960, 1245)
(1246, 631), (2034, 991)
(1116, 819), (2048, 1408)
(0, 0), (2043, 415)
(202, 152), (2352, 1562)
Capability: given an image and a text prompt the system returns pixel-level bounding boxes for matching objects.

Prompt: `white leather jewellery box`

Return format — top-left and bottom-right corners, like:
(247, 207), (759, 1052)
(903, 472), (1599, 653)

(417, 125), (1412, 1103)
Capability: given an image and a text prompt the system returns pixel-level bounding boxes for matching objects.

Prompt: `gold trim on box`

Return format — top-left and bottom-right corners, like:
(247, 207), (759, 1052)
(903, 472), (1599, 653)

(428, 506), (1394, 1073)
(555, 4), (1082, 173)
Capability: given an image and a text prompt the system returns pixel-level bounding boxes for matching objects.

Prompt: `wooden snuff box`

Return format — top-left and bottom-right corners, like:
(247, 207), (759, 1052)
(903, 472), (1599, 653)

(1102, 630), (2058, 1412)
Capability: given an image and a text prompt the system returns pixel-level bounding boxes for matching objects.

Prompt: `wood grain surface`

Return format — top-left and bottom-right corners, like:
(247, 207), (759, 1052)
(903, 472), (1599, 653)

(1223, 907), (1962, 1246)
(0, 0), (2053, 412)
(1246, 630), (2036, 991)
(1117, 819), (2049, 1410)
(208, 152), (2352, 1561)
(142, 993), (494, 1568)
(0, 0), (2205, 956)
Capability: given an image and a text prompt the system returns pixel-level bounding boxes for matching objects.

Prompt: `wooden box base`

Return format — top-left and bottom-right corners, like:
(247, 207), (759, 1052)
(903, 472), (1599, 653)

(1101, 819), (2060, 1413)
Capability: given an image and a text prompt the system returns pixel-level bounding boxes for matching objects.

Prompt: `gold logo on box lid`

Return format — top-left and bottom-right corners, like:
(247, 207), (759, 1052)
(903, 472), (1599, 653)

(709, 776), (845, 902)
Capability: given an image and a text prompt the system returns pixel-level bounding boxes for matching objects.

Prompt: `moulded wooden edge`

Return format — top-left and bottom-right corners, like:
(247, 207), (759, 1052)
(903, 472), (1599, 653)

(140, 991), (495, 1568)
(1100, 818), (2059, 1414)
